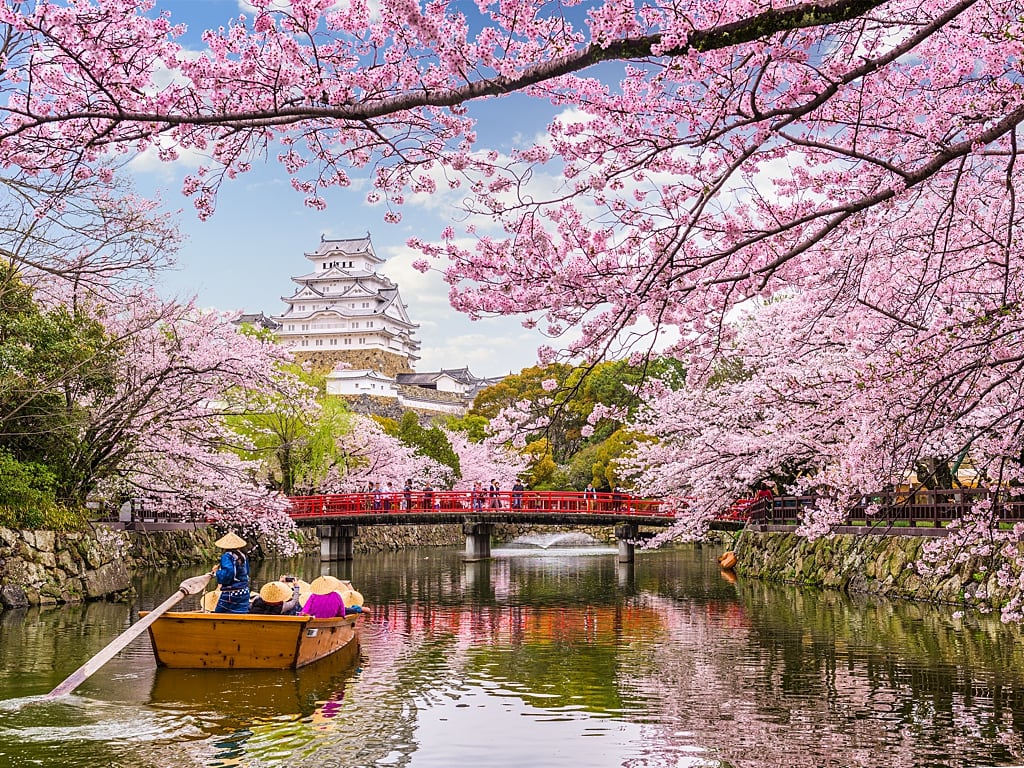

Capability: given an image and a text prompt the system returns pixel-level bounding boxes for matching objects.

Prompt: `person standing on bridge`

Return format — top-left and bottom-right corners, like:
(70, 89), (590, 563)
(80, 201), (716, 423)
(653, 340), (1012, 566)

(472, 481), (485, 511)
(512, 479), (524, 510)
(584, 483), (597, 511)
(403, 478), (413, 511)
(489, 479), (501, 509)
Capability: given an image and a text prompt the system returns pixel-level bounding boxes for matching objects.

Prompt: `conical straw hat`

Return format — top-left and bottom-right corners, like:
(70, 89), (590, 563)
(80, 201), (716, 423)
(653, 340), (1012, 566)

(310, 575), (345, 595)
(347, 589), (364, 608)
(214, 531), (247, 549)
(202, 589), (221, 612)
(259, 581), (292, 603)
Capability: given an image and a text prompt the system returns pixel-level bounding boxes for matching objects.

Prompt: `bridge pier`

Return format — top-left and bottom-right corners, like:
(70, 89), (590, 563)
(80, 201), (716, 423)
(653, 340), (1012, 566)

(615, 523), (638, 564)
(318, 524), (358, 562)
(463, 522), (494, 561)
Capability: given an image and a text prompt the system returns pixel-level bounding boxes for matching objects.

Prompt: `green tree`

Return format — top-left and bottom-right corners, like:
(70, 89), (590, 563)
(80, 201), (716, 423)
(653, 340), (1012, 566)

(471, 358), (685, 488)
(377, 411), (460, 484)
(0, 267), (120, 505)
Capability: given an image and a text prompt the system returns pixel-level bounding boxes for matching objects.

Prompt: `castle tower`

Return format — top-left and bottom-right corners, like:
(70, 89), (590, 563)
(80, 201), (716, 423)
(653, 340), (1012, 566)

(271, 234), (420, 375)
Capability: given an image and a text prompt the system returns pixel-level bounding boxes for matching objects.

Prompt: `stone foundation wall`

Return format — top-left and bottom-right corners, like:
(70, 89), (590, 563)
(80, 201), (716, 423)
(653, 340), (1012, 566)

(0, 526), (133, 608)
(293, 349), (413, 376)
(348, 523), (615, 552)
(0, 525), (321, 611)
(733, 529), (1017, 611)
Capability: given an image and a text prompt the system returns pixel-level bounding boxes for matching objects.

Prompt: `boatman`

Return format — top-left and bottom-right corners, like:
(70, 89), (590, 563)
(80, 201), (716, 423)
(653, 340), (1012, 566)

(210, 531), (250, 613)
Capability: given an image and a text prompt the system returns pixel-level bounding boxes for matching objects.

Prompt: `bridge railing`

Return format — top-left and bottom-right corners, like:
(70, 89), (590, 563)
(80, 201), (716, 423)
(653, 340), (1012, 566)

(288, 490), (677, 520)
(289, 488), (1024, 528)
(744, 489), (1024, 527)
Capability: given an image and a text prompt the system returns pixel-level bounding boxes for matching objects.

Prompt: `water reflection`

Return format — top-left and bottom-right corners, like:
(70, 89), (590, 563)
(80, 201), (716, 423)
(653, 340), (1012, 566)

(1, 546), (1023, 767)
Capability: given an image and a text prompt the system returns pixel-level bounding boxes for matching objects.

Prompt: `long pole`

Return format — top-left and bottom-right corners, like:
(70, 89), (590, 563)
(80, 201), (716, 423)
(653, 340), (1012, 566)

(44, 572), (212, 699)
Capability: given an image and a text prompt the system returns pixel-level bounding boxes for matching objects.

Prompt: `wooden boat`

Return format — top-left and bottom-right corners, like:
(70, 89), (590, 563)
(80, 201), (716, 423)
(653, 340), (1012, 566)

(140, 610), (360, 669)
(148, 636), (360, 716)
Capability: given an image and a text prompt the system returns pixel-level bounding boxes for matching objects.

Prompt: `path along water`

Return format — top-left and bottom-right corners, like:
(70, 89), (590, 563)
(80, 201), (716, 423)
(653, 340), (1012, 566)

(1, 545), (1023, 768)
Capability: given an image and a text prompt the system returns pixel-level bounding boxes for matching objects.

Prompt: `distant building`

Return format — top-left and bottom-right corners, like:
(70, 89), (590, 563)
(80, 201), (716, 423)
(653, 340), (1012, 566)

(247, 234), (507, 415)
(270, 234), (420, 377)
(234, 311), (281, 331)
(325, 365), (503, 415)
(325, 368), (399, 397)
(395, 368), (504, 401)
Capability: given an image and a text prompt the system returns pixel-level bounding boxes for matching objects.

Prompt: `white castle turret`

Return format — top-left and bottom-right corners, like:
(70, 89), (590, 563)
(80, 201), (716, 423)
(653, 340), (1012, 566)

(271, 234), (420, 376)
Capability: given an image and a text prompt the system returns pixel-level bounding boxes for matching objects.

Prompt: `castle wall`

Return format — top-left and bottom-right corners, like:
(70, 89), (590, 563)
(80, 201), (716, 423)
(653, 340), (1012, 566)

(293, 349), (414, 377)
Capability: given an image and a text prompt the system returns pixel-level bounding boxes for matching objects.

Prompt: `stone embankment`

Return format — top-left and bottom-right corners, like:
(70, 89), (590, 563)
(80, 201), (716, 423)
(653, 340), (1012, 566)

(0, 525), (321, 611)
(734, 529), (1017, 612)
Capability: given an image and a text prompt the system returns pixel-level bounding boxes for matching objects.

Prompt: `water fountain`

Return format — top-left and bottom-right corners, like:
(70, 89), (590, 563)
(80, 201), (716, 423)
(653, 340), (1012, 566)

(506, 532), (604, 549)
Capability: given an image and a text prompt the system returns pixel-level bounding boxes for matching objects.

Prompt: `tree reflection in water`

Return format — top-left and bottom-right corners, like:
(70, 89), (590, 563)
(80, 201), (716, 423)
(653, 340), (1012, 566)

(1, 547), (1024, 767)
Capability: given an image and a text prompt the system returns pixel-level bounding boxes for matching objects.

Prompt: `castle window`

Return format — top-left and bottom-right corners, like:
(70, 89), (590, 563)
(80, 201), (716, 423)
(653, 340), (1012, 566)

(344, 338), (352, 345)
(330, 338), (337, 345)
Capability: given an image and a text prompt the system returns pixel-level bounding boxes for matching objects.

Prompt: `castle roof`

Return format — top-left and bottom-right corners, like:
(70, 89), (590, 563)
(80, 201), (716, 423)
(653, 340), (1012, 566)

(233, 312), (282, 331)
(304, 233), (383, 264)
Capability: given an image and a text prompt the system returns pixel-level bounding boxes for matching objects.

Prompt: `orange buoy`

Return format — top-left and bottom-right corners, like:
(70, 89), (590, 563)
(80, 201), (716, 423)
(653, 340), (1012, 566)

(718, 551), (737, 570)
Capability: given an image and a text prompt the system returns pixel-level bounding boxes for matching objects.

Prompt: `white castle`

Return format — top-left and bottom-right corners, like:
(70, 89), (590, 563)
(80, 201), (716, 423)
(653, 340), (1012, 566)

(240, 234), (501, 414)
(271, 234), (420, 368)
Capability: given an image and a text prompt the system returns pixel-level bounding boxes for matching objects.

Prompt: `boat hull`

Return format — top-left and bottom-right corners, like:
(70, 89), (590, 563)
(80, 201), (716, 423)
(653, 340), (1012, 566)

(141, 611), (360, 669)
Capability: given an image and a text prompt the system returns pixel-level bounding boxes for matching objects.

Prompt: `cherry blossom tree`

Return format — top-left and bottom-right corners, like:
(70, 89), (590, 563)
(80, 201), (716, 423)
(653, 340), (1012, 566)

(443, 427), (528, 491)
(94, 291), (312, 552)
(322, 414), (452, 491)
(3, 275), (309, 552)
(4, 0), (1024, 565)
(0, 163), (179, 295)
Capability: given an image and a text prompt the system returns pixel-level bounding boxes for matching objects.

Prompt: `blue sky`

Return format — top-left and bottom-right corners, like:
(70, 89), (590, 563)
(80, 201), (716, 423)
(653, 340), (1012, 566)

(134, 0), (566, 378)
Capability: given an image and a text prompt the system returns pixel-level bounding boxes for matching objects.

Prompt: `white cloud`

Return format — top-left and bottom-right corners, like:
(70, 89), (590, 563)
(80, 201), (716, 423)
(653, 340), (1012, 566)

(236, 0), (382, 22)
(127, 138), (209, 180)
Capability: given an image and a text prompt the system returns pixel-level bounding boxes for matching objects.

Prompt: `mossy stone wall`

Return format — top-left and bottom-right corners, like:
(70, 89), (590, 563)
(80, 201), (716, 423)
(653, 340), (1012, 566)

(733, 530), (1016, 611)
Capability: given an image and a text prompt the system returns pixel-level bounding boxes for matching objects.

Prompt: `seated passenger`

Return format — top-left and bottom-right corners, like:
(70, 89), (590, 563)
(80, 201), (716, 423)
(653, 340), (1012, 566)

(302, 575), (365, 619)
(250, 578), (301, 615)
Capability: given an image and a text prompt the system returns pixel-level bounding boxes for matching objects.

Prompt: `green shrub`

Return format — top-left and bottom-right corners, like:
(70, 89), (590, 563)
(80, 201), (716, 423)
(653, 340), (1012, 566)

(0, 449), (83, 530)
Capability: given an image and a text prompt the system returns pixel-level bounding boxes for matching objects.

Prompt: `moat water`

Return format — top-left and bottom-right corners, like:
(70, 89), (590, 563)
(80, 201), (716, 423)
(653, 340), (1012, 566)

(0, 545), (1022, 768)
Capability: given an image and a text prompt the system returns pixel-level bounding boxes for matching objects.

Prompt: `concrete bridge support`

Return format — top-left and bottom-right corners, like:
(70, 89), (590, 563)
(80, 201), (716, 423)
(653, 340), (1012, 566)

(615, 523), (638, 564)
(318, 524), (358, 562)
(463, 522), (494, 561)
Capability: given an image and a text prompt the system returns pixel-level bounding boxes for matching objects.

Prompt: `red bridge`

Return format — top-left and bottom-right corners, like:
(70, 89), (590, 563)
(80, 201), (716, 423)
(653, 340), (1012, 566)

(287, 489), (679, 562)
(288, 489), (675, 525)
(289, 487), (1024, 532)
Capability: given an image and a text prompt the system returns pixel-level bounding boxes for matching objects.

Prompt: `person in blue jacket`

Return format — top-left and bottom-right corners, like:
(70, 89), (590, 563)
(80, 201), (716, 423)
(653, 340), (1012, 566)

(210, 532), (250, 613)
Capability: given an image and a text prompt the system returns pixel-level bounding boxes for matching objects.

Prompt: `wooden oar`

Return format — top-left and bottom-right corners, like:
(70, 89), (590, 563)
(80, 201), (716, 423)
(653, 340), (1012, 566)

(44, 572), (213, 699)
